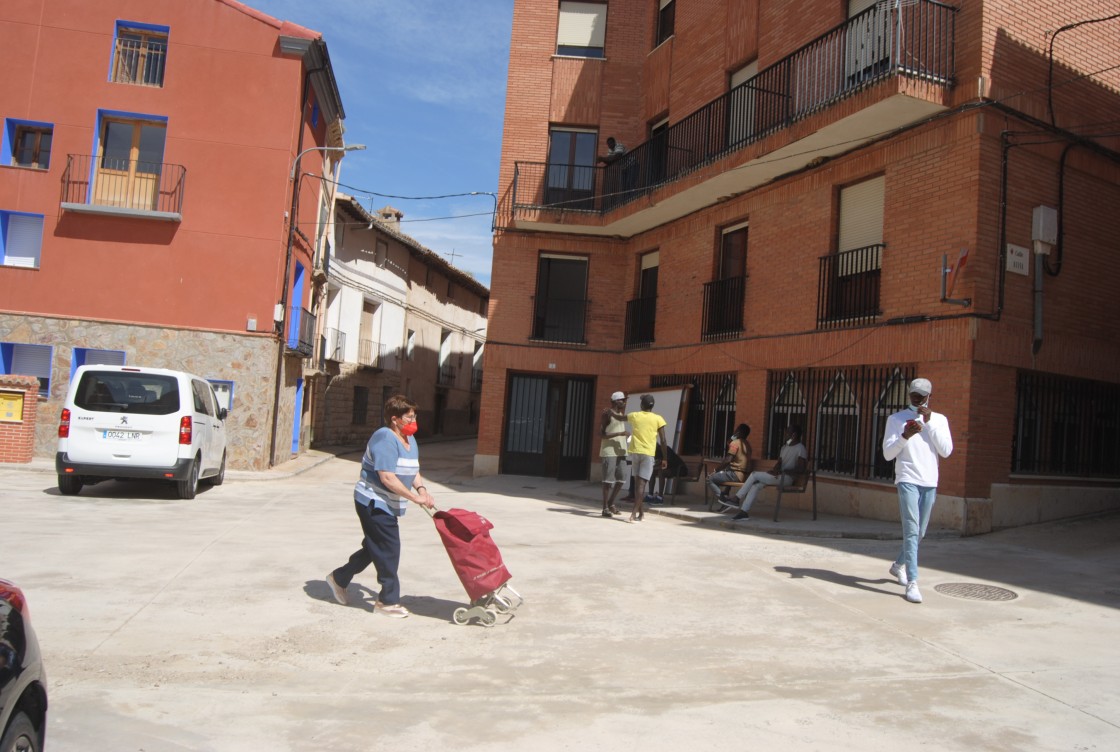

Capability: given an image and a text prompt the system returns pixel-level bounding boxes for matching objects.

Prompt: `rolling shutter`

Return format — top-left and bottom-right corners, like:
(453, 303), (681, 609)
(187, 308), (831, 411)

(557, 2), (606, 50)
(838, 176), (884, 251)
(4, 214), (44, 268)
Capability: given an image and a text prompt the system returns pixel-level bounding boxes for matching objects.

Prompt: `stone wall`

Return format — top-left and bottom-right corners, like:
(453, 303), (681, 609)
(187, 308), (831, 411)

(0, 314), (279, 469)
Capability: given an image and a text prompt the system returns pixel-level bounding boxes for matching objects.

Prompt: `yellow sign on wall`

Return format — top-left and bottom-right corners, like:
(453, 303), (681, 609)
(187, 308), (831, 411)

(0, 391), (25, 423)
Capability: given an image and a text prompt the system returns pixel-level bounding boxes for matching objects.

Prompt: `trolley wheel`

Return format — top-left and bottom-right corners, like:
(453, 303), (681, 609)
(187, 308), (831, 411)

(452, 608), (470, 626)
(491, 594), (512, 614)
(480, 610), (497, 627)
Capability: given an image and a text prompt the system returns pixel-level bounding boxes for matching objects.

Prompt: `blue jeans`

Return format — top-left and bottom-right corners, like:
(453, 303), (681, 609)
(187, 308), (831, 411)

(707, 469), (743, 499)
(332, 501), (403, 605)
(895, 482), (936, 583)
(736, 471), (791, 512)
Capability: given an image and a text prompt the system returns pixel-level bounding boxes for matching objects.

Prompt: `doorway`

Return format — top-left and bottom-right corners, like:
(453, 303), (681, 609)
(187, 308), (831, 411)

(502, 373), (594, 480)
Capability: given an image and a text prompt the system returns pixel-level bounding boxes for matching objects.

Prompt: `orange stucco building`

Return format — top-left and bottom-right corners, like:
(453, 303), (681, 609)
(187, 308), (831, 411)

(480, 0), (1120, 533)
(0, 0), (351, 469)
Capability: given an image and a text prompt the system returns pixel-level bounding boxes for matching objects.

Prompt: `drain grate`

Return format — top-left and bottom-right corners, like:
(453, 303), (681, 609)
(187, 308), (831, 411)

(934, 582), (1018, 601)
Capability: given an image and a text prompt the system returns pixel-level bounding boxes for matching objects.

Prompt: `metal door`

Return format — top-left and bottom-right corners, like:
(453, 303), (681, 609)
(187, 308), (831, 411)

(503, 374), (593, 480)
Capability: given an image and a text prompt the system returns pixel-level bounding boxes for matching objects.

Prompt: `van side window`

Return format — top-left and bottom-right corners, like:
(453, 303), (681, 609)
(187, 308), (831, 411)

(191, 379), (214, 416)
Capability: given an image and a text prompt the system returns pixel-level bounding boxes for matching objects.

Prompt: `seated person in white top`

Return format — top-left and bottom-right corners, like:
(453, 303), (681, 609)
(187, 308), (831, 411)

(732, 425), (808, 521)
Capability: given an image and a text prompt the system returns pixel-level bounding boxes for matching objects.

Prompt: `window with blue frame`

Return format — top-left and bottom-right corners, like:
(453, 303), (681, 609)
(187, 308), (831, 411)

(0, 210), (45, 269)
(208, 379), (235, 413)
(3, 119), (53, 169)
(111, 21), (169, 87)
(0, 342), (53, 395)
(70, 348), (126, 379)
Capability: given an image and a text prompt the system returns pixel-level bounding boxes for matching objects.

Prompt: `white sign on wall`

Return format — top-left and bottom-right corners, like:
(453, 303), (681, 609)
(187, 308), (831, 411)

(1006, 244), (1029, 276)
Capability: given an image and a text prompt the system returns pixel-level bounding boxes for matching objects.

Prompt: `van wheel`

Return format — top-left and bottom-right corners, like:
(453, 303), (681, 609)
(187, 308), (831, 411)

(177, 458), (200, 499)
(0, 711), (42, 752)
(58, 474), (83, 496)
(209, 451), (227, 486)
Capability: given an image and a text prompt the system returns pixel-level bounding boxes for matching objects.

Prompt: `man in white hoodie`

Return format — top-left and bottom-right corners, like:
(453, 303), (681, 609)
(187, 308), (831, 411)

(881, 378), (953, 604)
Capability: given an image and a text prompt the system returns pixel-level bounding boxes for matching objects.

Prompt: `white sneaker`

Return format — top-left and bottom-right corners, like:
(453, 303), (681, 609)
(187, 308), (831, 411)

(905, 582), (923, 603)
(889, 562), (908, 586)
(325, 573), (348, 605)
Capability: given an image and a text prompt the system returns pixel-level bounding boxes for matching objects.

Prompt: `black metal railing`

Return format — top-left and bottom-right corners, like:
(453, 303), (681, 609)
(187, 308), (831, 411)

(320, 328), (345, 364)
(530, 296), (589, 344)
(60, 154), (186, 216)
(765, 365), (916, 481)
(438, 364), (456, 386)
(1013, 371), (1120, 478)
(624, 296), (657, 349)
(358, 339), (379, 367)
(286, 307), (316, 357)
(513, 0), (956, 214)
(702, 276), (745, 341)
(817, 244), (883, 328)
(471, 368), (484, 391)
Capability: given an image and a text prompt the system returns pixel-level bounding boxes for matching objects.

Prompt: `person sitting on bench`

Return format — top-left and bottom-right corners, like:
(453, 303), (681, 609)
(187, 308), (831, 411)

(732, 425), (807, 521)
(710, 423), (753, 504)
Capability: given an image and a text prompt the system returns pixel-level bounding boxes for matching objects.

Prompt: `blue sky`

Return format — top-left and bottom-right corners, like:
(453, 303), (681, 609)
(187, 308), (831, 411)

(246, 0), (514, 288)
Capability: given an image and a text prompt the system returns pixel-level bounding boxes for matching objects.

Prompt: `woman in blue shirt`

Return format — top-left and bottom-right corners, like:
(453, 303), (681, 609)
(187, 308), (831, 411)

(326, 394), (434, 617)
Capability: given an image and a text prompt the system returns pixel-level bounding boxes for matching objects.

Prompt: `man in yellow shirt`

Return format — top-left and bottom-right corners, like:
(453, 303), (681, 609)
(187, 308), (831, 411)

(627, 394), (667, 524)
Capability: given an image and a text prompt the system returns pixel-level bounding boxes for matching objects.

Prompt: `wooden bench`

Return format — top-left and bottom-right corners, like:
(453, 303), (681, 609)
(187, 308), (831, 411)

(706, 462), (817, 522)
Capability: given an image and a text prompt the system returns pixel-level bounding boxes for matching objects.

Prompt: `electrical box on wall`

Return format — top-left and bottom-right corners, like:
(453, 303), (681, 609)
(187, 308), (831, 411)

(1032, 206), (1057, 254)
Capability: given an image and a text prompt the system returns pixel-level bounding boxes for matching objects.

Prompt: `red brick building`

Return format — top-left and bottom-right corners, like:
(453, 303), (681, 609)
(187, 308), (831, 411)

(0, 0), (351, 469)
(479, 0), (1120, 533)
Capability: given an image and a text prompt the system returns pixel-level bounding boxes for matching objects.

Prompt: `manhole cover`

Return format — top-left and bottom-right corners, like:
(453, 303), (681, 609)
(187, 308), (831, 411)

(934, 582), (1018, 601)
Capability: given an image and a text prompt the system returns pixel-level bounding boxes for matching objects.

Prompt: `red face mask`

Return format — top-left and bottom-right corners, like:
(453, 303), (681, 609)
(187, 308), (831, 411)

(398, 420), (419, 437)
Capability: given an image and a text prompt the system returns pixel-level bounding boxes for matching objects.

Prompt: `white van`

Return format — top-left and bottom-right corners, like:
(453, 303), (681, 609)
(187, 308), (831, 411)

(56, 365), (228, 499)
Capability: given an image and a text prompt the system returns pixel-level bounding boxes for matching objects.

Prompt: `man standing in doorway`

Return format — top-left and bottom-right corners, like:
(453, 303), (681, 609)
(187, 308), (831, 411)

(882, 378), (953, 604)
(627, 394), (667, 524)
(599, 391), (629, 517)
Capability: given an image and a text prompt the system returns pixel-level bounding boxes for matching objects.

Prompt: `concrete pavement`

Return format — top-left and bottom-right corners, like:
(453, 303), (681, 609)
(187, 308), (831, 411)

(2, 439), (1118, 751)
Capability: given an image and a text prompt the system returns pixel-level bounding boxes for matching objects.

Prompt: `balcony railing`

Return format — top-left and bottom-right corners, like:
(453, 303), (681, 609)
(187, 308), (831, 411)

(624, 296), (657, 349)
(513, 0), (956, 214)
(530, 296), (589, 344)
(471, 367), (484, 391)
(816, 244), (884, 329)
(286, 306), (316, 357)
(438, 364), (456, 386)
(358, 339), (379, 367)
(702, 276), (745, 341)
(319, 328), (346, 366)
(60, 154), (186, 219)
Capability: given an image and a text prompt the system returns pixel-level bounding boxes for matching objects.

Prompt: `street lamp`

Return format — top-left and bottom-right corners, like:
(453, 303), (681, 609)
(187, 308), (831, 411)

(269, 142), (365, 466)
(289, 143), (366, 180)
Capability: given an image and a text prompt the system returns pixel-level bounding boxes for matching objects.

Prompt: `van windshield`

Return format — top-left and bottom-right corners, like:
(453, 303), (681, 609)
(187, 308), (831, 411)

(74, 372), (181, 415)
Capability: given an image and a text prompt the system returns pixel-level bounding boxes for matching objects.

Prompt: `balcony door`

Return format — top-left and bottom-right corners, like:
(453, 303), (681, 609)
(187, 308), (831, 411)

(846, 0), (893, 87)
(703, 222), (748, 339)
(95, 118), (166, 210)
(546, 128), (597, 210)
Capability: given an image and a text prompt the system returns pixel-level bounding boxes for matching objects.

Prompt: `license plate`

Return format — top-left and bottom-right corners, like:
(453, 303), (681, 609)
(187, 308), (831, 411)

(103, 430), (142, 441)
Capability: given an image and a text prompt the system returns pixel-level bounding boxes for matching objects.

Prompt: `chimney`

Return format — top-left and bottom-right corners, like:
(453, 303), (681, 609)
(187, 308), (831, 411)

(377, 206), (403, 232)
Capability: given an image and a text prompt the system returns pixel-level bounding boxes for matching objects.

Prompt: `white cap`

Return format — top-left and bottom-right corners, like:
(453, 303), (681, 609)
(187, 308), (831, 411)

(909, 378), (932, 397)
(610, 391), (625, 401)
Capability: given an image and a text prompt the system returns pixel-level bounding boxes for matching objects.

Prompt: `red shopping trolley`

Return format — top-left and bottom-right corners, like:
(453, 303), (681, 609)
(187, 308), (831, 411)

(428, 507), (523, 626)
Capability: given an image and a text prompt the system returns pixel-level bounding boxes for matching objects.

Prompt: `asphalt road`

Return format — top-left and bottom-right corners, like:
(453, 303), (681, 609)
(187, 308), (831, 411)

(2, 440), (1119, 751)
